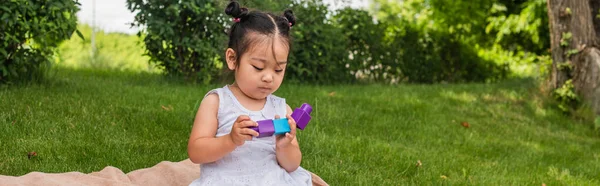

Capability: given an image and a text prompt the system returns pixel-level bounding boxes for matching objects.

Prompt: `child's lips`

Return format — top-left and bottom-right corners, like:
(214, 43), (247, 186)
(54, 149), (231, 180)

(258, 87), (271, 92)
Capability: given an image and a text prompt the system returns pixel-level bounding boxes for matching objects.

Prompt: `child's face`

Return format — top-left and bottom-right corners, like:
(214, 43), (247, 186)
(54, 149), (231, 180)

(227, 34), (289, 100)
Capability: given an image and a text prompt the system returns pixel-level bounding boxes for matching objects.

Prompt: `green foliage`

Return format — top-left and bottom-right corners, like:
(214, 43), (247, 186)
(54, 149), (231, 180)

(287, 0), (351, 84)
(122, 0), (550, 84)
(402, 27), (509, 83)
(55, 25), (158, 72)
(482, 0), (550, 54)
(560, 32), (572, 47)
(121, 0), (512, 84)
(565, 49), (580, 58)
(479, 0), (550, 80)
(556, 62), (573, 72)
(291, 1), (508, 84)
(333, 8), (391, 83)
(536, 55), (554, 78)
(234, 0), (292, 11)
(126, 0), (226, 83)
(431, 0), (494, 43)
(369, 0), (509, 83)
(553, 80), (580, 113)
(0, 0), (81, 84)
(371, 0), (549, 78)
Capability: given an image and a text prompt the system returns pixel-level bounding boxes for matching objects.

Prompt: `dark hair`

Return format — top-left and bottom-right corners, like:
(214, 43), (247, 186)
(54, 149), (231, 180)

(225, 0), (296, 65)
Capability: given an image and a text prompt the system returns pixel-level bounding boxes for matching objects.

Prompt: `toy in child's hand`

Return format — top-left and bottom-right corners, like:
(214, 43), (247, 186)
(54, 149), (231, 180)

(250, 103), (313, 138)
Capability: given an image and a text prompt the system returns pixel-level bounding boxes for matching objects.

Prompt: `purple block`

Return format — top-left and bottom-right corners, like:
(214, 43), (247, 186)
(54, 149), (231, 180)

(250, 126), (259, 133)
(291, 103), (312, 130)
(255, 120), (275, 137)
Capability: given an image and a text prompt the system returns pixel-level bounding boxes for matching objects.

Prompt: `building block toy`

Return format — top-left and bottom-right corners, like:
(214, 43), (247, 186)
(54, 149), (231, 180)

(256, 120), (275, 137)
(250, 103), (313, 138)
(291, 103), (312, 130)
(273, 118), (291, 135)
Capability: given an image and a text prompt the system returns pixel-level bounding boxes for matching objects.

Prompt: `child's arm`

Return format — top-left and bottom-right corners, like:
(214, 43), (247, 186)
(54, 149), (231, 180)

(275, 104), (303, 172)
(187, 94), (258, 164)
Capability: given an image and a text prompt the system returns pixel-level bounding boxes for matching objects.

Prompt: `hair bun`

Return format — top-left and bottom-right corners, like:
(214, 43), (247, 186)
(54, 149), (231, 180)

(225, 1), (248, 18)
(283, 9), (296, 27)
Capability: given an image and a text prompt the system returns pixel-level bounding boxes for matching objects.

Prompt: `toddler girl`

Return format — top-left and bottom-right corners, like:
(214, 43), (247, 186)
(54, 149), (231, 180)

(187, 1), (314, 185)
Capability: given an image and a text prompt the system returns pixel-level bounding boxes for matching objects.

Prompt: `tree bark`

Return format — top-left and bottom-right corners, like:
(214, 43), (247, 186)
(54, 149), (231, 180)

(547, 0), (600, 114)
(590, 0), (600, 38)
(572, 48), (600, 113)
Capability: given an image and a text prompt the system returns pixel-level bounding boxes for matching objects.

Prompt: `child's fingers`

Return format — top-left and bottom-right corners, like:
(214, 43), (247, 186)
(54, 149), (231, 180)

(236, 130), (254, 141)
(240, 133), (253, 141)
(281, 133), (294, 144)
(285, 114), (296, 123)
(239, 120), (258, 128)
(241, 128), (259, 137)
(274, 115), (280, 119)
(286, 114), (297, 135)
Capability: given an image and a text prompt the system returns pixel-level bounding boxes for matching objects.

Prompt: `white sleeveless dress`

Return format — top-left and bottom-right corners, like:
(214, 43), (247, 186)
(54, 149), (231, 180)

(188, 85), (312, 186)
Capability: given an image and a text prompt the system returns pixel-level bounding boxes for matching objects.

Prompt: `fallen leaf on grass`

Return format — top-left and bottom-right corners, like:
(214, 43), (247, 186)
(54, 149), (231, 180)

(440, 175), (448, 179)
(461, 121), (470, 128)
(328, 92), (336, 96)
(416, 160), (422, 167)
(27, 151), (37, 159)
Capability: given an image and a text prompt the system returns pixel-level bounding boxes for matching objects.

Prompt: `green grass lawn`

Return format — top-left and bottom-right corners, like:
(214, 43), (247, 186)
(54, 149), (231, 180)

(1, 68), (599, 185)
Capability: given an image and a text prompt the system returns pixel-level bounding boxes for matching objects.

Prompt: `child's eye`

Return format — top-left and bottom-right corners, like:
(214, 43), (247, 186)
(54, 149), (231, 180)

(275, 69), (283, 73)
(252, 66), (263, 71)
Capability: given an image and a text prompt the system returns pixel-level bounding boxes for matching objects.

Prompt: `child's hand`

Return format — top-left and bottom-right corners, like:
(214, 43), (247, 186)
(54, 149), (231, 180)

(229, 115), (259, 146)
(275, 114), (297, 149)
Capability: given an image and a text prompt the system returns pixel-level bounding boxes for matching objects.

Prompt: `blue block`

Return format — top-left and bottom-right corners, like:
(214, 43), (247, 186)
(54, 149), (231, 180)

(273, 118), (290, 135)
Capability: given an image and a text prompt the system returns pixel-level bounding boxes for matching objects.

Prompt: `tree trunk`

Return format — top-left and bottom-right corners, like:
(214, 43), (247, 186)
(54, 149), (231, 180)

(547, 0), (600, 114)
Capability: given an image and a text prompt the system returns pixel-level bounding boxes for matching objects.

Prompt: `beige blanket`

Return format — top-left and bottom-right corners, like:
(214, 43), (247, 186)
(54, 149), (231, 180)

(0, 159), (328, 186)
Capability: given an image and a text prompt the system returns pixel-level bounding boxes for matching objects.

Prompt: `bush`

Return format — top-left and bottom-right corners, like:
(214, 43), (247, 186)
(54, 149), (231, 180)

(294, 4), (508, 84)
(333, 8), (393, 83)
(333, 8), (508, 84)
(1, 0), (81, 84)
(126, 0), (509, 84)
(126, 0), (226, 83)
(398, 27), (508, 83)
(287, 0), (351, 84)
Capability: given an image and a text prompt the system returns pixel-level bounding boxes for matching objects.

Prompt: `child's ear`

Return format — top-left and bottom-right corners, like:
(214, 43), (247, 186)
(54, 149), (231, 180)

(225, 48), (237, 70)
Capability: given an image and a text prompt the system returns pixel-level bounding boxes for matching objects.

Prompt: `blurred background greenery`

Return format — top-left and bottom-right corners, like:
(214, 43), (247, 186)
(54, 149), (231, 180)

(1, 0), (553, 84)
(55, 24), (159, 73)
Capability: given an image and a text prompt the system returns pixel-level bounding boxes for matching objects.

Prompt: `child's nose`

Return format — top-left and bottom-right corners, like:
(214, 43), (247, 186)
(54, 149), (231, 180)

(262, 73), (273, 83)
